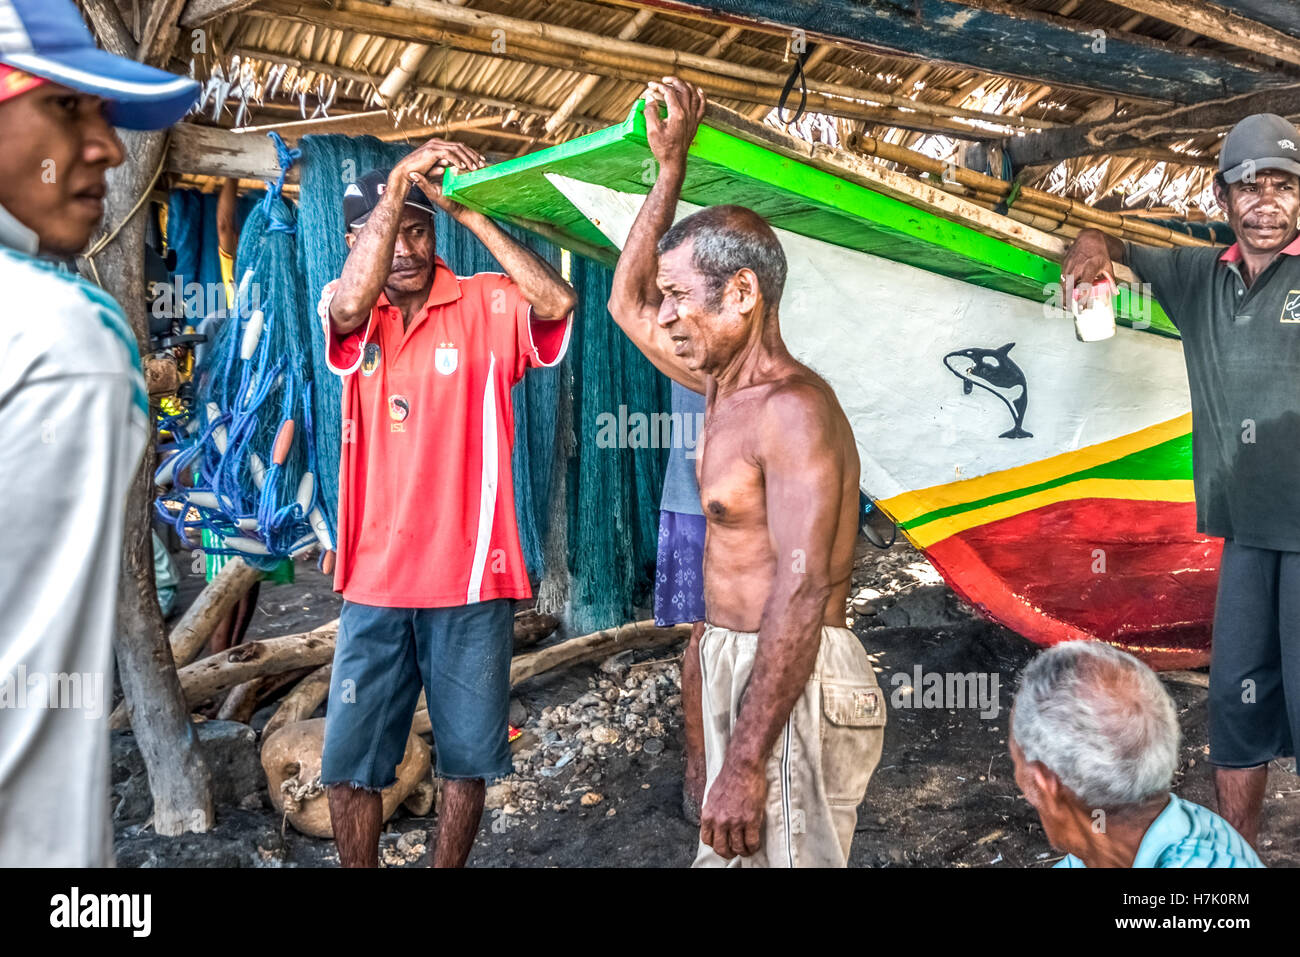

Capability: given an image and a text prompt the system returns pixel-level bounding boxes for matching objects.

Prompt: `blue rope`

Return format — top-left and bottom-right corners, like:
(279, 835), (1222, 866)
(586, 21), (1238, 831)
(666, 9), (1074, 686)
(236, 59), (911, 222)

(156, 156), (321, 569)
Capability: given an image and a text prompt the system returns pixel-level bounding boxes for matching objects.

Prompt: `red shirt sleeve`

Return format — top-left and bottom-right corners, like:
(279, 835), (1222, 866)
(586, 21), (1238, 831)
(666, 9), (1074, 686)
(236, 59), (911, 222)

(318, 279), (375, 375)
(470, 273), (573, 384)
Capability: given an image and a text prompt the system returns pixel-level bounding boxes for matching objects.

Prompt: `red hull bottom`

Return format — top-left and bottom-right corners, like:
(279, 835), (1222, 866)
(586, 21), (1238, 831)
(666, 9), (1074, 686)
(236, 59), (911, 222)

(922, 498), (1220, 670)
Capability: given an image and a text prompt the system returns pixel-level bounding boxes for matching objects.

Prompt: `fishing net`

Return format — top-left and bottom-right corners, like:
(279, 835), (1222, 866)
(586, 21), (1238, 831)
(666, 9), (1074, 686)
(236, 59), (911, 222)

(566, 256), (669, 632)
(156, 135), (326, 570)
(295, 135), (411, 543)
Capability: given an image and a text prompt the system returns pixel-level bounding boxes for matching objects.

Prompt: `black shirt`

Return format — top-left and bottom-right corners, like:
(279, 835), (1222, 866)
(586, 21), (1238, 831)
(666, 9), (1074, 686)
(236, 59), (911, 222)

(1125, 237), (1300, 551)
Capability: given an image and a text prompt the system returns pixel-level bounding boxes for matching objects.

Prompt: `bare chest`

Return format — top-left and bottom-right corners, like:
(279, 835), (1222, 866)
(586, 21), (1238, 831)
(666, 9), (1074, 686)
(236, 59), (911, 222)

(697, 398), (766, 528)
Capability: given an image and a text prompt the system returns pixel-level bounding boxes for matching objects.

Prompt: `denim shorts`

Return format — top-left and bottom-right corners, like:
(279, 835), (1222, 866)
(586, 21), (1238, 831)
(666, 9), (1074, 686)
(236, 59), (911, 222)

(321, 598), (514, 789)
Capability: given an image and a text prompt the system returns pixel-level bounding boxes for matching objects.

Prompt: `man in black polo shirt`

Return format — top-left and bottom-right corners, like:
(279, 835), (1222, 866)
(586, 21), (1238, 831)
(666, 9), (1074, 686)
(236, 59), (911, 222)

(1061, 113), (1300, 849)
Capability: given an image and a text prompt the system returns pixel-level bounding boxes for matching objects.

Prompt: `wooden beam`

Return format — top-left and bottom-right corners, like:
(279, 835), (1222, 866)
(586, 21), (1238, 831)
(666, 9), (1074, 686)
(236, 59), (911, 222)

(180, 0), (266, 29)
(369, 0), (1061, 130)
(1195, 0), (1300, 41)
(236, 109), (504, 139)
(166, 115), (542, 181)
(138, 0), (189, 66)
(1103, 0), (1300, 64)
(545, 7), (654, 135)
(1007, 82), (1300, 169)
(626, 0), (1293, 104)
(248, 3), (1042, 137)
(236, 46), (609, 129)
(168, 122), (288, 180)
(80, 0), (137, 58)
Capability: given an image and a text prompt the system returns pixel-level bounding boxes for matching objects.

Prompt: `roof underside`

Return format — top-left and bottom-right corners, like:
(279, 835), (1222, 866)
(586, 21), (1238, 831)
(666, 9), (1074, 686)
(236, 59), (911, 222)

(120, 0), (1300, 217)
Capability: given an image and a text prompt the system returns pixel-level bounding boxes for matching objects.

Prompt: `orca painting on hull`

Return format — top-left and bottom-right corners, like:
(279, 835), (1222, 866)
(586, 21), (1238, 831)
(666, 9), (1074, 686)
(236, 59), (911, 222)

(943, 343), (1033, 440)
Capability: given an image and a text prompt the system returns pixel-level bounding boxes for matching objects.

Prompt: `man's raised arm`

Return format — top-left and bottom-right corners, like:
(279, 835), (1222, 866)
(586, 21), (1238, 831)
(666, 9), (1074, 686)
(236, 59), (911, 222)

(699, 385), (846, 859)
(608, 78), (706, 392)
(329, 139), (485, 335)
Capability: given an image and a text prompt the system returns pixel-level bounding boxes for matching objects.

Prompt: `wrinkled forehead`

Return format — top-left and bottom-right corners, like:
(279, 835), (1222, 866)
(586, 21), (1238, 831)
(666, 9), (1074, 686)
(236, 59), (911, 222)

(657, 239), (697, 285)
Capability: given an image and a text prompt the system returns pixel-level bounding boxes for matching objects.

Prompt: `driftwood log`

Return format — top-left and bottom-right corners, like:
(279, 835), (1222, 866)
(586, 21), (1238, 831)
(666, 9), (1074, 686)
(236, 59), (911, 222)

(216, 667), (316, 724)
(109, 620), (339, 728)
(263, 663), (332, 740)
(513, 608), (559, 651)
(169, 558), (263, 667)
(261, 718), (432, 838)
(509, 619), (690, 685)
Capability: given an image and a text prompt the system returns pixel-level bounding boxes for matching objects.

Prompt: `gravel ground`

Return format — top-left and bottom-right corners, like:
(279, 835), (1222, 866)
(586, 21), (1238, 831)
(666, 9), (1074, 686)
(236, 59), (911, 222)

(115, 538), (1300, 867)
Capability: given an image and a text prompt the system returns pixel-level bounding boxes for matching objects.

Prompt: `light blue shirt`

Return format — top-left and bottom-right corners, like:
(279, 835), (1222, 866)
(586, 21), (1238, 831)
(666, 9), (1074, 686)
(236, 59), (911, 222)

(1054, 793), (1264, 868)
(659, 381), (705, 515)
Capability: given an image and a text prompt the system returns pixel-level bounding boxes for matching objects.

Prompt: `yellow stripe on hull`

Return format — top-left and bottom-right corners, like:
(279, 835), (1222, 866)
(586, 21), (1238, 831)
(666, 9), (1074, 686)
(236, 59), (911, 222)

(878, 413), (1192, 527)
(903, 478), (1195, 549)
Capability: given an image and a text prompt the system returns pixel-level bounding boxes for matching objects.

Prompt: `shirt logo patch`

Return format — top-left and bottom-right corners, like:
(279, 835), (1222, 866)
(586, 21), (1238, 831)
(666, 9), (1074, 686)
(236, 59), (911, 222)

(435, 343), (459, 375)
(854, 690), (880, 719)
(1282, 291), (1300, 323)
(388, 394), (409, 432)
(361, 342), (381, 376)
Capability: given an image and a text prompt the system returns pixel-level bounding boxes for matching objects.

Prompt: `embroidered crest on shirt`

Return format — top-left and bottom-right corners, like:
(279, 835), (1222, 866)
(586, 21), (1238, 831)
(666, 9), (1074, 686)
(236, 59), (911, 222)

(388, 394), (409, 432)
(362, 342), (381, 376)
(435, 341), (459, 375)
(1282, 290), (1300, 323)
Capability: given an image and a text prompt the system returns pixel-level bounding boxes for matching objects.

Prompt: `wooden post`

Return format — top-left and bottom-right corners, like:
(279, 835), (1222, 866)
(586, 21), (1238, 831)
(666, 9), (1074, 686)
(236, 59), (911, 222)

(82, 0), (216, 835)
(93, 127), (214, 836)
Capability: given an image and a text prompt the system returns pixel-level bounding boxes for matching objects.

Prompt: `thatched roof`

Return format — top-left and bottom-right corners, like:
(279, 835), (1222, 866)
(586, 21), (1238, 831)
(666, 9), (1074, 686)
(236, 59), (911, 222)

(150, 0), (1300, 222)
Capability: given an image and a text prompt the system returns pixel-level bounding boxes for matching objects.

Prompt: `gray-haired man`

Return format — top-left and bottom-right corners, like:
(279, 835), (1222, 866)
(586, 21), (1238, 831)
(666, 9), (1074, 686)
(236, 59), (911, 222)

(1011, 641), (1262, 868)
(608, 77), (886, 867)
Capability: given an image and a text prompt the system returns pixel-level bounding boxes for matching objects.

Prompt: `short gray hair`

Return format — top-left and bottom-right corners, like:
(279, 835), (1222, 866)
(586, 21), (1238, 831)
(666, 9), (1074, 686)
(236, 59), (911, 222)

(1012, 641), (1178, 810)
(657, 205), (787, 309)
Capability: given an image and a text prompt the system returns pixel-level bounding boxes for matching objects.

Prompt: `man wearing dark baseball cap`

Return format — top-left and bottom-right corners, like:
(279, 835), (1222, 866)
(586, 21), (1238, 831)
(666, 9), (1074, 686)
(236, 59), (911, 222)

(0, 0), (198, 865)
(316, 141), (577, 868)
(1061, 113), (1300, 853)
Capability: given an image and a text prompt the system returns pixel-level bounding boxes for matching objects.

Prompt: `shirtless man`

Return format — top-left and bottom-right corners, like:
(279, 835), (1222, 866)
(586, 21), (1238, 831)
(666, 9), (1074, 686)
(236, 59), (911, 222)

(608, 78), (886, 867)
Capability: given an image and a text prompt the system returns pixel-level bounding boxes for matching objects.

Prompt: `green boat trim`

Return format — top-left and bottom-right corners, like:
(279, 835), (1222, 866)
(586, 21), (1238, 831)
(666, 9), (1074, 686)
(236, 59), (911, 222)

(446, 101), (1178, 337)
(899, 432), (1192, 531)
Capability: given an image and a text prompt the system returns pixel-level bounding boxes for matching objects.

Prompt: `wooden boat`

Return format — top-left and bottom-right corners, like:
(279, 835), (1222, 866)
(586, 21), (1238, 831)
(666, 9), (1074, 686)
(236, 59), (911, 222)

(445, 103), (1220, 669)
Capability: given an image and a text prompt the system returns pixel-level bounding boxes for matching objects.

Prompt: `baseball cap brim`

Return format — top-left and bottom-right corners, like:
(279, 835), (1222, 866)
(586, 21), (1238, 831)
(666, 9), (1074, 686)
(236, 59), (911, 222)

(0, 47), (198, 130)
(1223, 156), (1300, 184)
(347, 195), (438, 230)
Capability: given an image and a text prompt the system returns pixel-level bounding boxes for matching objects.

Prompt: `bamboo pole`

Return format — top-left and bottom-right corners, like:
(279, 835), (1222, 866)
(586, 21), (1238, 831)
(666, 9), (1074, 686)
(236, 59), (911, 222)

(844, 130), (1209, 247)
(381, 0), (1060, 131)
(254, 0), (1056, 134)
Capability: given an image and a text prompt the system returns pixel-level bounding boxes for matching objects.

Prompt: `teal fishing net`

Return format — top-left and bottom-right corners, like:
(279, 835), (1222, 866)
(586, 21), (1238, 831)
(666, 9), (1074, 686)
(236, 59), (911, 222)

(566, 256), (669, 632)
(156, 136), (325, 569)
(295, 135), (411, 543)
(162, 133), (672, 628)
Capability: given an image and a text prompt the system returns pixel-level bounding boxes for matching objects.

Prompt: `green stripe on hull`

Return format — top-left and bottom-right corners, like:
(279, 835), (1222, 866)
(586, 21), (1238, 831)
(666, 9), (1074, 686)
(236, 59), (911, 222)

(446, 104), (1177, 337)
(901, 432), (1193, 530)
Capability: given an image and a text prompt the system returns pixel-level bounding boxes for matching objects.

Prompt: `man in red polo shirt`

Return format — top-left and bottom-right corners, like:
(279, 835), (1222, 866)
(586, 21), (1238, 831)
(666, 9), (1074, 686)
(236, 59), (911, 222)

(317, 141), (576, 868)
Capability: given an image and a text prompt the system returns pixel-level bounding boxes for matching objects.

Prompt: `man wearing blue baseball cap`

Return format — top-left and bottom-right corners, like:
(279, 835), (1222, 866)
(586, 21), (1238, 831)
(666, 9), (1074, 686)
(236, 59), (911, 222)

(1061, 113), (1300, 853)
(0, 0), (197, 866)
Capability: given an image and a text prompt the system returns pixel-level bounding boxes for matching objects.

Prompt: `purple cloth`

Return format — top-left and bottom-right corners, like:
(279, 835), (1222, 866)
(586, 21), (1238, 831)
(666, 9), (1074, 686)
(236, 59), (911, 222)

(654, 509), (706, 627)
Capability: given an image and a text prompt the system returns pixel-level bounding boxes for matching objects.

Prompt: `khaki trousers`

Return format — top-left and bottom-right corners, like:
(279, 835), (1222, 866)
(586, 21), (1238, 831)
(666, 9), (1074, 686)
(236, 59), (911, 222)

(693, 624), (886, 868)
